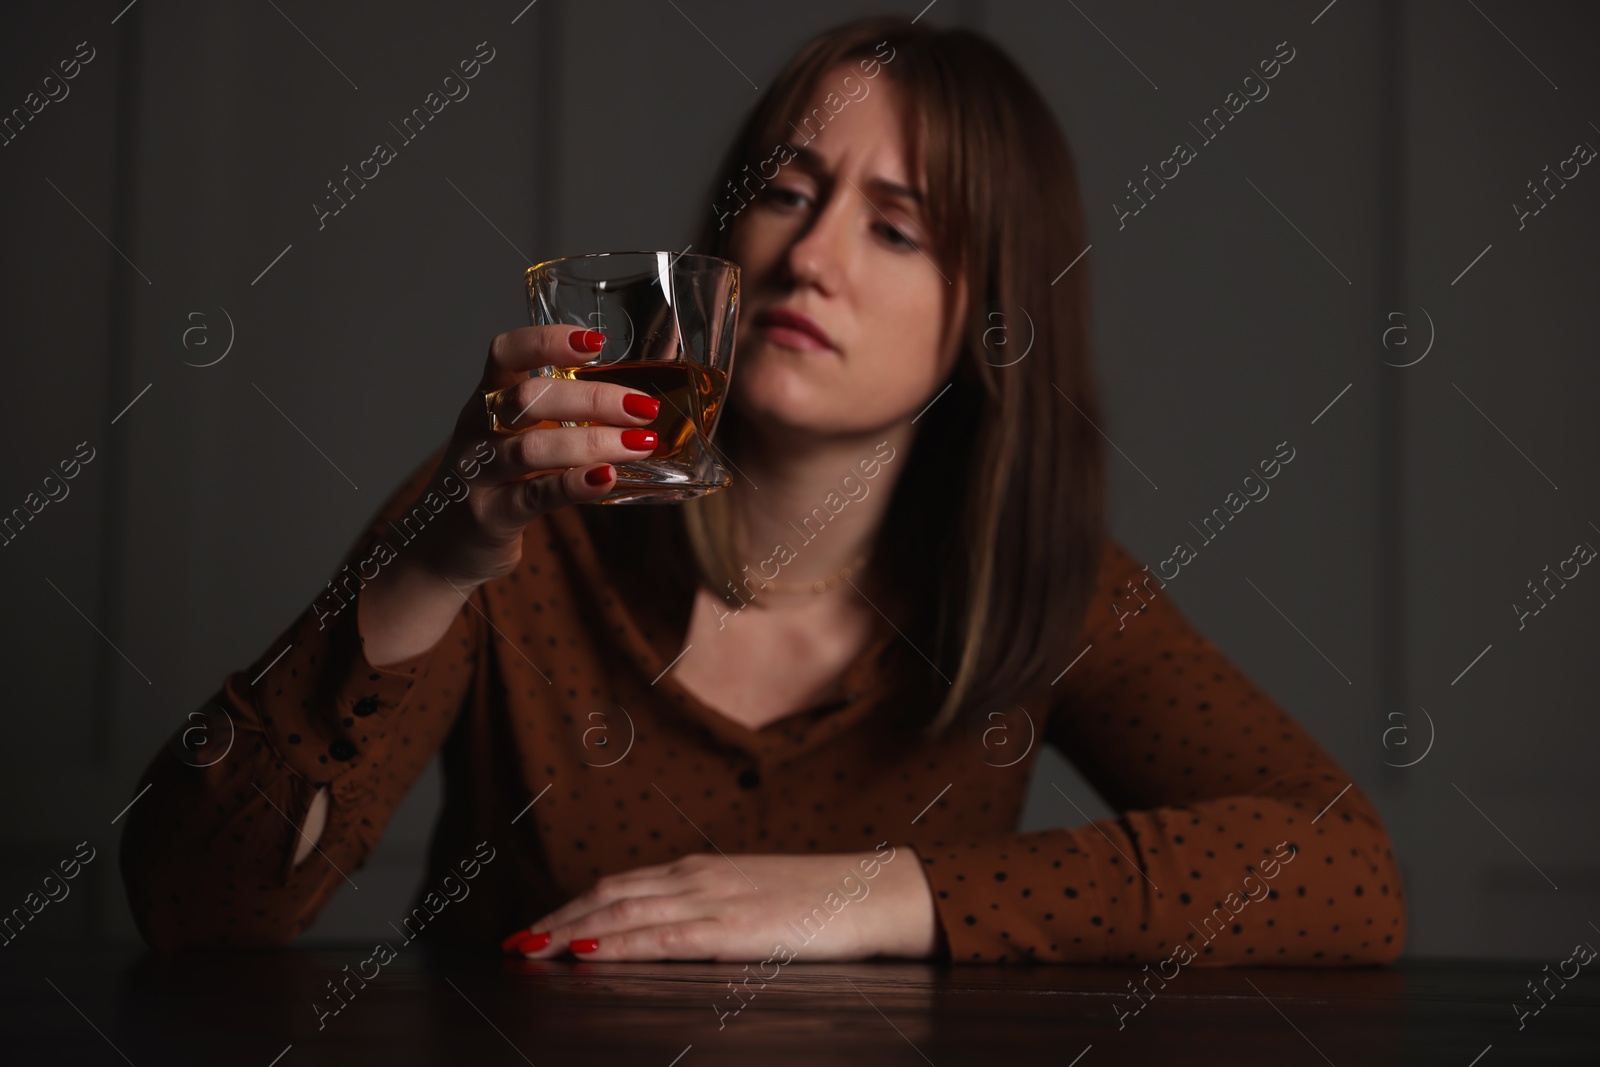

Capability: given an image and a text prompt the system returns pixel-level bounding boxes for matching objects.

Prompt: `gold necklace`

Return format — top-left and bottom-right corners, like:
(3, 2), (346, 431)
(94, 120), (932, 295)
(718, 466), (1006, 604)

(754, 552), (870, 595)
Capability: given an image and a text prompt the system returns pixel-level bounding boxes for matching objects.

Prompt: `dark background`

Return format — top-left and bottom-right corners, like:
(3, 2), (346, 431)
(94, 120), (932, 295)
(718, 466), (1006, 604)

(2, 0), (1595, 959)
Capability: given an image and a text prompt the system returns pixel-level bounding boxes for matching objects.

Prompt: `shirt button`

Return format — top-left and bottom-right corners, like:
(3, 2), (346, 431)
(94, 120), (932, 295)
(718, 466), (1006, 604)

(737, 768), (761, 790)
(330, 740), (358, 761)
(352, 696), (380, 717)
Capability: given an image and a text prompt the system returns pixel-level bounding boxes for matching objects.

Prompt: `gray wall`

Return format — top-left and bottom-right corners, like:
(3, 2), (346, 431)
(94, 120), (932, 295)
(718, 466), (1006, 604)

(1, 0), (1594, 959)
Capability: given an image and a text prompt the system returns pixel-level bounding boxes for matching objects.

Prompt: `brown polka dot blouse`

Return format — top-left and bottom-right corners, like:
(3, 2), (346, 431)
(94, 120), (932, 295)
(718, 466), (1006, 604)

(119, 448), (1407, 964)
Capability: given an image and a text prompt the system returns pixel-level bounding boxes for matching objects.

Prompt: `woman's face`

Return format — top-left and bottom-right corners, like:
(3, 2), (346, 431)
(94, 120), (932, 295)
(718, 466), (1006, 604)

(724, 64), (967, 443)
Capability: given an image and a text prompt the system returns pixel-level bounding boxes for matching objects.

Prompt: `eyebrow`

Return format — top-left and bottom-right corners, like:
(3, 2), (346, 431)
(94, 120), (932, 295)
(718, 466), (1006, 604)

(786, 144), (924, 207)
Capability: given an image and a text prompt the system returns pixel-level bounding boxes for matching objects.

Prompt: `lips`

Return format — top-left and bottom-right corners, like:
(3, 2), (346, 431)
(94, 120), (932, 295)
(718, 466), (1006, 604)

(753, 306), (837, 350)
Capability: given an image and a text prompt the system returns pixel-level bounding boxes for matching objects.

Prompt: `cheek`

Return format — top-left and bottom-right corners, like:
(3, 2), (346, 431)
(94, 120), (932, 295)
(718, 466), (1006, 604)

(727, 214), (784, 276)
(854, 288), (951, 395)
(849, 348), (935, 412)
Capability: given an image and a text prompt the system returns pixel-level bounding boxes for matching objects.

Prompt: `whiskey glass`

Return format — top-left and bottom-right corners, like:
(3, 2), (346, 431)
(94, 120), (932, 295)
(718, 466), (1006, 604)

(526, 251), (739, 504)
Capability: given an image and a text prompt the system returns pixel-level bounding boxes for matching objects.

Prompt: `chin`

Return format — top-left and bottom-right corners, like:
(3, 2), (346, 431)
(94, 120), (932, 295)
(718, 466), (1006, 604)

(726, 365), (832, 436)
(734, 343), (810, 397)
(731, 378), (814, 430)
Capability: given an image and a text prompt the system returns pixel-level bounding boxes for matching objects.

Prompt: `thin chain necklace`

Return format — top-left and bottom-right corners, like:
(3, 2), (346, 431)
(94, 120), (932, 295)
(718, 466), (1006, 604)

(754, 552), (870, 595)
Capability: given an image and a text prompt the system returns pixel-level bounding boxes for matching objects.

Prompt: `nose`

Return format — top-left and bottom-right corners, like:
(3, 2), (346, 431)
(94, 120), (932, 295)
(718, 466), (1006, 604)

(783, 186), (855, 294)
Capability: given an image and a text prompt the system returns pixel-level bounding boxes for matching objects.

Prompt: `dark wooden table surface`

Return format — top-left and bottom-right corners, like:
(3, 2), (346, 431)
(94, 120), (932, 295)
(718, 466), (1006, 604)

(2, 942), (1594, 1065)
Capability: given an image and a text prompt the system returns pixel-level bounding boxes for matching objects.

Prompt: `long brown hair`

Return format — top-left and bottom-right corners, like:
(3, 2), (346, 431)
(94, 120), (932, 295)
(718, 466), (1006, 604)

(584, 14), (1106, 739)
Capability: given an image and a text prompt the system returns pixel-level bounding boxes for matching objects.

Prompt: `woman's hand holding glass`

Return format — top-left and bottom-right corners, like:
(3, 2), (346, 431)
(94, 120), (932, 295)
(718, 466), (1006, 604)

(416, 324), (664, 590)
(356, 324), (662, 669)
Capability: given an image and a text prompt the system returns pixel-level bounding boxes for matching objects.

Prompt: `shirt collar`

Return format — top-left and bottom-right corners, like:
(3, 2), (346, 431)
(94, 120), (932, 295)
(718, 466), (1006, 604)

(544, 504), (901, 761)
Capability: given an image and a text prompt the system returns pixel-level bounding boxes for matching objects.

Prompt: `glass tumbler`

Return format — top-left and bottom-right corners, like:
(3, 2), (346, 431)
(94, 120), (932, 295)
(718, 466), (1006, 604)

(525, 251), (739, 504)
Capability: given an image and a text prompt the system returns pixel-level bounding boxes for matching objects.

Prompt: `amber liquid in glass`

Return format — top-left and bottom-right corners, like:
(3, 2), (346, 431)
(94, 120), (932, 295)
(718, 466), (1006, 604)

(544, 360), (728, 463)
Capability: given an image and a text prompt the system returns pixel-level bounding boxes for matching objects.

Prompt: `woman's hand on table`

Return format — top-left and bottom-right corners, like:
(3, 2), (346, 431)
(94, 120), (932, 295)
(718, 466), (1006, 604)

(501, 846), (943, 962)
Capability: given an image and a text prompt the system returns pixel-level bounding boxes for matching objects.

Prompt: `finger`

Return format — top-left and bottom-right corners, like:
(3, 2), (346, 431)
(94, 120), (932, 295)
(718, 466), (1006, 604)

(538, 860), (696, 925)
(480, 325), (607, 392)
(476, 464), (619, 537)
(553, 893), (696, 950)
(515, 879), (688, 959)
(567, 919), (724, 961)
(591, 860), (681, 885)
(528, 878), (685, 937)
(511, 860), (682, 951)
(481, 422), (658, 488)
(484, 375), (660, 435)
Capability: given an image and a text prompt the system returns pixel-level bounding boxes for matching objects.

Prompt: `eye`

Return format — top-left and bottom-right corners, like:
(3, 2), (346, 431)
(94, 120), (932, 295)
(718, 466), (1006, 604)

(875, 221), (918, 251)
(762, 186), (809, 210)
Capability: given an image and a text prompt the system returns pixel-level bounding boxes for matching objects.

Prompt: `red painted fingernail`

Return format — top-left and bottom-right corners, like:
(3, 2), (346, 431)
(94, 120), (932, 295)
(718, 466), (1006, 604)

(622, 393), (661, 420)
(501, 929), (550, 955)
(570, 938), (600, 954)
(570, 329), (606, 353)
(584, 464), (614, 487)
(620, 429), (657, 452)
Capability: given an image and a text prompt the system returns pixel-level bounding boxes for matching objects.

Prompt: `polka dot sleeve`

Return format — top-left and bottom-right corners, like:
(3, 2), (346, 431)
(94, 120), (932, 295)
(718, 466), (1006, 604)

(917, 539), (1407, 965)
(118, 446), (485, 948)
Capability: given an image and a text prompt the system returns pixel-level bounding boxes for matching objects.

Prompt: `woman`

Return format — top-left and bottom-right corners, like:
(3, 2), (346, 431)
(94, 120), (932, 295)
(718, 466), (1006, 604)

(120, 15), (1405, 966)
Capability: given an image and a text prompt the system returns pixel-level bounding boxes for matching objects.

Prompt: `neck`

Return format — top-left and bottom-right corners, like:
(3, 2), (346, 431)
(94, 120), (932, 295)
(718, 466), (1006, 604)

(724, 415), (915, 598)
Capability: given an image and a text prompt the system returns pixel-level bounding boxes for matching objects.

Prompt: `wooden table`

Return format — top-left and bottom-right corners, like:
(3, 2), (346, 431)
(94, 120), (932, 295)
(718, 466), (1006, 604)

(3, 943), (1594, 1064)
